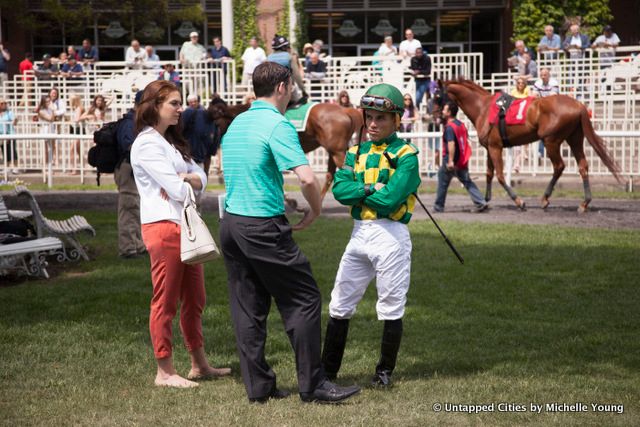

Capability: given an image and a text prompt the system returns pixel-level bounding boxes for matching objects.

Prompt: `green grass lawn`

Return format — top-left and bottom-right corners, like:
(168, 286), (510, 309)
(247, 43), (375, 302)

(1, 212), (638, 426)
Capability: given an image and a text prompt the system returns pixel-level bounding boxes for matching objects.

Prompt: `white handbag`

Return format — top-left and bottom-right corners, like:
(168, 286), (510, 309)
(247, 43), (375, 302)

(180, 185), (220, 264)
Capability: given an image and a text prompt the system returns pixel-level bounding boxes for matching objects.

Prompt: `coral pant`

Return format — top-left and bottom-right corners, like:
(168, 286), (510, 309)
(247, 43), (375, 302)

(141, 221), (205, 359)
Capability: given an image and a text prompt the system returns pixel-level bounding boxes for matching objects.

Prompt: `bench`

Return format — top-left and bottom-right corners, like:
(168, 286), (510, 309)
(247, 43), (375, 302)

(0, 237), (64, 278)
(14, 186), (96, 261)
(0, 195), (32, 222)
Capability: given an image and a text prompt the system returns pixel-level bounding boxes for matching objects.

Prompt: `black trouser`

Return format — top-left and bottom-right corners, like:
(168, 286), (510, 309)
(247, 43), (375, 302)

(220, 212), (324, 399)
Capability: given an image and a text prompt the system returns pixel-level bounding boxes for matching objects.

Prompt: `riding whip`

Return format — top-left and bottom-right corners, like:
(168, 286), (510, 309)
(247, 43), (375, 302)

(413, 193), (464, 265)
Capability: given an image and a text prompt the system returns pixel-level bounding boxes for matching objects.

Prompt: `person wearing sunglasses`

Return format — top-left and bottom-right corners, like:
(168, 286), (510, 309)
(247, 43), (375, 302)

(322, 83), (421, 387)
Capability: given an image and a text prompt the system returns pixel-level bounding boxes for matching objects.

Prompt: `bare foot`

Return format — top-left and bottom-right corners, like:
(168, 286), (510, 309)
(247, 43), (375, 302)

(155, 374), (199, 388)
(187, 366), (232, 381)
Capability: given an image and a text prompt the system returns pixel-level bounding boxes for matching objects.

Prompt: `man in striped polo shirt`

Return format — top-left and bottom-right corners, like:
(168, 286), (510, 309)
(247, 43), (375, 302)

(219, 61), (360, 404)
(322, 83), (421, 387)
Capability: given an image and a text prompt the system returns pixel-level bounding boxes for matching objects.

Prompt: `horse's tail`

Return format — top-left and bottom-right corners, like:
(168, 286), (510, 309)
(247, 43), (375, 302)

(580, 106), (623, 183)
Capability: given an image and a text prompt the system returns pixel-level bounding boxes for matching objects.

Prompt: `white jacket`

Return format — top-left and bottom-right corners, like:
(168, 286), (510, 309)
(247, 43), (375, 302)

(131, 126), (207, 224)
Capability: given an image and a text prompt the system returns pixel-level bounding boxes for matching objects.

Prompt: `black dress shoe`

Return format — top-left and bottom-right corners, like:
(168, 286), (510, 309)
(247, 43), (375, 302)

(300, 380), (360, 404)
(249, 388), (290, 404)
(371, 371), (393, 387)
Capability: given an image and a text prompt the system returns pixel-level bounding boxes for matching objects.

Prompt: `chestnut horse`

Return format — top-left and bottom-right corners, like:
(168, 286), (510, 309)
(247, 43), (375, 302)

(441, 79), (622, 212)
(209, 100), (364, 200)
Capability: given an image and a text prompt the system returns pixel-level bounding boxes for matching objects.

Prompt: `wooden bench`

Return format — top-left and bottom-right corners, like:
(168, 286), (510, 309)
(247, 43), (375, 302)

(0, 237), (64, 278)
(0, 194), (32, 222)
(14, 186), (96, 261)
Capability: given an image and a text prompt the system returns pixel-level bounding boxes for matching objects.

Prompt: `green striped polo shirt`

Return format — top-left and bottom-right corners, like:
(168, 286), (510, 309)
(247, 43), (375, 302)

(221, 100), (309, 217)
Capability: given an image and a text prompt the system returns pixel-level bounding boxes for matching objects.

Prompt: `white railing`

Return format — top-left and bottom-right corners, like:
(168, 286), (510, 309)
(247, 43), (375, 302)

(1, 130), (638, 188)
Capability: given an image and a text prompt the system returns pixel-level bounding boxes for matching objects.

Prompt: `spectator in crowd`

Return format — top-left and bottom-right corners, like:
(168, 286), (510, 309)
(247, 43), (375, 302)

(115, 90), (147, 259)
(66, 45), (79, 61)
(48, 87), (67, 124)
(532, 67), (559, 98)
(36, 95), (56, 165)
(592, 25), (620, 68)
(267, 35), (307, 106)
(19, 52), (34, 106)
(305, 52), (327, 81)
(434, 101), (488, 213)
(158, 63), (181, 89)
(145, 45), (161, 69)
(78, 39), (98, 68)
(35, 54), (59, 80)
(518, 52), (538, 82)
(0, 97), (19, 174)
(68, 94), (85, 173)
(563, 24), (590, 59)
(56, 52), (68, 66)
(377, 36), (397, 57)
(399, 28), (422, 59)
(511, 76), (531, 98)
(563, 24), (590, 95)
(0, 43), (10, 85)
(60, 56), (84, 80)
(81, 94), (111, 126)
(219, 61), (360, 403)
(409, 47), (431, 109)
(130, 80), (231, 389)
(179, 31), (206, 67)
(312, 39), (325, 57)
(334, 90), (353, 108)
(400, 93), (417, 132)
(208, 36), (232, 92)
(537, 25), (561, 60)
(126, 39), (148, 69)
(182, 94), (218, 175)
(507, 40), (535, 71)
(240, 36), (266, 85)
(302, 43), (314, 66)
(532, 68), (559, 159)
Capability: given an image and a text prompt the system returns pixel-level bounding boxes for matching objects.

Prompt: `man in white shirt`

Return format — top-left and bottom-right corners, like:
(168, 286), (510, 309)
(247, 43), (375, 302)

(125, 39), (148, 69)
(240, 37), (266, 85)
(179, 31), (206, 67)
(399, 29), (422, 59)
(532, 68), (559, 159)
(592, 25), (620, 67)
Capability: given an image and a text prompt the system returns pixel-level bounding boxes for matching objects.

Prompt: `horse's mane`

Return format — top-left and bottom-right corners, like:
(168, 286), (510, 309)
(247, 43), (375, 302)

(444, 77), (490, 96)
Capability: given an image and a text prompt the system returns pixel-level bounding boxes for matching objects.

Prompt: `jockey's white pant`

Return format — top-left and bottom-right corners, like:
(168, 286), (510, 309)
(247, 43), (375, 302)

(329, 219), (412, 321)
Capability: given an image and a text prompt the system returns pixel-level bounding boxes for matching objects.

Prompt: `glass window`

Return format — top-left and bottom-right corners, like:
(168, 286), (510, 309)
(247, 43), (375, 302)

(471, 11), (500, 42)
(333, 13), (365, 44)
(98, 15), (130, 46)
(403, 13), (437, 44)
(440, 13), (469, 43)
(308, 13), (330, 47)
(367, 12), (402, 45)
(471, 42), (500, 76)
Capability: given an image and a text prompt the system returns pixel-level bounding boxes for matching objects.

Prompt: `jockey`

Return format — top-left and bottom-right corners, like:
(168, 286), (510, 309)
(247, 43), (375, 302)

(267, 34), (308, 105)
(322, 83), (421, 387)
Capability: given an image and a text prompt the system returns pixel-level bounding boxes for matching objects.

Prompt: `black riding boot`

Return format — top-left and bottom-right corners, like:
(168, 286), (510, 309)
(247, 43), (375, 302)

(321, 317), (350, 380)
(372, 319), (403, 387)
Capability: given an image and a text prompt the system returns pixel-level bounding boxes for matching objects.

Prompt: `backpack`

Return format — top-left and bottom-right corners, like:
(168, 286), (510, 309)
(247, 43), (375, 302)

(88, 119), (123, 185)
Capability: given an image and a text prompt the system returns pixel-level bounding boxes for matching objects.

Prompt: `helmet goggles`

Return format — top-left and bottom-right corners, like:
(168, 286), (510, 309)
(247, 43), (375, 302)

(360, 95), (402, 113)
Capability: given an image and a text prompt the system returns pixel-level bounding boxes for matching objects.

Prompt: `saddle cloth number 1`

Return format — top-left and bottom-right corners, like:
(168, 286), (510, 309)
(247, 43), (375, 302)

(516, 100), (528, 120)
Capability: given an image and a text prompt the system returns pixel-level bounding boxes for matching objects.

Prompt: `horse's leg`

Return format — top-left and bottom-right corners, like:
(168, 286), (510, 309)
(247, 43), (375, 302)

(485, 152), (495, 202)
(321, 155), (338, 201)
(490, 146), (526, 210)
(567, 129), (591, 212)
(541, 139), (566, 209)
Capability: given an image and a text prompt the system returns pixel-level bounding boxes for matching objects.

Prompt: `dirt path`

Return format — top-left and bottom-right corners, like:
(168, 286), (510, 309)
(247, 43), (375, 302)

(3, 190), (639, 230)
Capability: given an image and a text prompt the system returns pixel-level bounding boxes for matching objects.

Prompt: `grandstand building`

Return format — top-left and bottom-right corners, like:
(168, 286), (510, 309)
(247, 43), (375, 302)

(1, 1), (637, 78)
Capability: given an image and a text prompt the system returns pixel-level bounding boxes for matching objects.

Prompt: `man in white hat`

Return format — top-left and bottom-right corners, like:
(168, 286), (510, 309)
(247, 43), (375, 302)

(179, 31), (206, 67)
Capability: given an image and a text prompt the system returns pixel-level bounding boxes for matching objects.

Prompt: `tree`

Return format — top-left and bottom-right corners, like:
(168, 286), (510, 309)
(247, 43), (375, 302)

(512, 0), (612, 49)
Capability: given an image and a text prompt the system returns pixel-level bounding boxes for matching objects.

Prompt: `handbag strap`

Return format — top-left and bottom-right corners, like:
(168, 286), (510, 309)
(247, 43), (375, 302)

(184, 184), (197, 208)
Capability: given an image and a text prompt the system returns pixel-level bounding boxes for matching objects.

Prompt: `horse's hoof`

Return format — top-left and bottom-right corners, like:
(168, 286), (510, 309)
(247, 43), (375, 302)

(578, 204), (588, 213)
(541, 198), (550, 210)
(516, 199), (526, 211)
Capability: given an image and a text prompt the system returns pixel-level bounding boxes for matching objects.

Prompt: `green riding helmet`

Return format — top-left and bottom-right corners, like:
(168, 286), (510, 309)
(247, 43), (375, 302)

(360, 83), (404, 115)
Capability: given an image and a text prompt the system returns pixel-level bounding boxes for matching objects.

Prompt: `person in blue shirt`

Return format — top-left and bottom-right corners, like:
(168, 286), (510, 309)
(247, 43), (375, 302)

(219, 61), (360, 404)
(77, 38), (99, 69)
(182, 94), (217, 175)
(208, 36), (231, 92)
(537, 25), (561, 60)
(60, 57), (84, 80)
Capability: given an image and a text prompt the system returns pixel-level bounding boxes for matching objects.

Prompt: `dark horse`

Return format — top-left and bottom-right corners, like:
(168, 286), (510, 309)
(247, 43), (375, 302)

(440, 79), (622, 212)
(209, 99), (364, 200)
